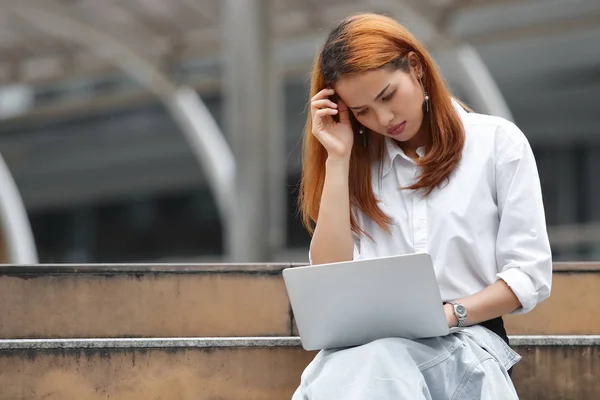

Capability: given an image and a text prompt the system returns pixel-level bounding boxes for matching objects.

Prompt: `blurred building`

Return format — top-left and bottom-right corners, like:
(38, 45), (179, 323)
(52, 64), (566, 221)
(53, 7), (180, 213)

(0, 0), (599, 263)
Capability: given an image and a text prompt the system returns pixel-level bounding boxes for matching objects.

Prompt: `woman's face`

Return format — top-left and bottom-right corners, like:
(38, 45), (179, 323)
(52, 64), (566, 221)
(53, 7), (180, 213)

(334, 65), (427, 147)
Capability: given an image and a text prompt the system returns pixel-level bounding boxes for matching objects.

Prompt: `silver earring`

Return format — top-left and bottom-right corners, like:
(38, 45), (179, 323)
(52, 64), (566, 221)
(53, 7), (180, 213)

(358, 126), (367, 147)
(419, 75), (430, 113)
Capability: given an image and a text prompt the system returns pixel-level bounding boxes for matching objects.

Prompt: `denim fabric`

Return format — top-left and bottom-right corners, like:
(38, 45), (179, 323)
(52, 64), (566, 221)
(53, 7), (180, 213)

(292, 326), (521, 400)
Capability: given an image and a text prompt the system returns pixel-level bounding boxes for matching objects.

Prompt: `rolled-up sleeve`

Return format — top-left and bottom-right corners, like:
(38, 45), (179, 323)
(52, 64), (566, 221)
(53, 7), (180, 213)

(494, 123), (552, 314)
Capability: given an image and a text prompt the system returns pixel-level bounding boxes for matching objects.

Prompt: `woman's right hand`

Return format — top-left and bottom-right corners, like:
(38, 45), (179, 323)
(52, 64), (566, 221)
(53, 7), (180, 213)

(311, 88), (354, 160)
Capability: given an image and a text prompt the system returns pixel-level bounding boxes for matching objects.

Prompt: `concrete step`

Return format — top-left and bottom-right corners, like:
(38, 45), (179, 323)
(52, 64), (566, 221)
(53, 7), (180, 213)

(0, 263), (598, 338)
(0, 264), (292, 338)
(0, 336), (598, 400)
(504, 263), (600, 335)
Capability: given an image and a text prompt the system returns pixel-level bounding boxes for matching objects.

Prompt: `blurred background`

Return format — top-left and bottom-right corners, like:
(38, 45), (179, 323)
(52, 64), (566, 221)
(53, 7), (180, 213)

(0, 0), (599, 264)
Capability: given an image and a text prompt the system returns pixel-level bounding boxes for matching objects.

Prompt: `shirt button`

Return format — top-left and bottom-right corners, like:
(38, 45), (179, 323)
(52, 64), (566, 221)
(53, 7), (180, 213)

(417, 220), (426, 229)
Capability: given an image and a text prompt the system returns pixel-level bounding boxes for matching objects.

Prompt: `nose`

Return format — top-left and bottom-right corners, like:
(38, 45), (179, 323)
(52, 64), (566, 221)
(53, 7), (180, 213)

(375, 107), (394, 128)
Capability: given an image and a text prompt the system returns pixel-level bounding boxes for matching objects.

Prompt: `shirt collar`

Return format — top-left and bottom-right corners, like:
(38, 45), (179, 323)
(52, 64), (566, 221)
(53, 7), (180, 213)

(381, 98), (467, 177)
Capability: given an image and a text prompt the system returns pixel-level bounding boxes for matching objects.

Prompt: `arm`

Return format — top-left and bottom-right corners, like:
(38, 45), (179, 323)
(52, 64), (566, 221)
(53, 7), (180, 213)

(444, 280), (521, 327)
(309, 158), (354, 265)
(308, 90), (356, 265)
(446, 122), (552, 327)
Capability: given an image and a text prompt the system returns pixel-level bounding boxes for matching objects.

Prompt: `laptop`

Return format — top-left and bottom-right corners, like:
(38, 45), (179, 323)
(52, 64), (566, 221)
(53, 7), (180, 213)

(283, 253), (460, 351)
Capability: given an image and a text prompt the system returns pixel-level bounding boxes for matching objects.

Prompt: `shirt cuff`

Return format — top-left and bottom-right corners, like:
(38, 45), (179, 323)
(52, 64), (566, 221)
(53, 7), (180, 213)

(497, 267), (539, 314)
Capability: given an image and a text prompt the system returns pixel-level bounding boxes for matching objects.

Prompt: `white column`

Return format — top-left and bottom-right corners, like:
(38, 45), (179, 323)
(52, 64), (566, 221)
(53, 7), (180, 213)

(223, 0), (273, 261)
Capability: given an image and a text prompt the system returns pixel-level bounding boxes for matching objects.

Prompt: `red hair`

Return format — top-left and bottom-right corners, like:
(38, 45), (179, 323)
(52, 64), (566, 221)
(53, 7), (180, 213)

(299, 13), (465, 237)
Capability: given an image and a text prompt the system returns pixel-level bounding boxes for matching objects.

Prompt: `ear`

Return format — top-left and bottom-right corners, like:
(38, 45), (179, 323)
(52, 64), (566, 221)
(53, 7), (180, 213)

(407, 51), (423, 79)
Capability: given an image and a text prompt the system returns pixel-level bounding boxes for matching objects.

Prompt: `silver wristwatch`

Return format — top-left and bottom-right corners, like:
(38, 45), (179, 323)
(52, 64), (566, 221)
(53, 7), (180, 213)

(448, 301), (467, 327)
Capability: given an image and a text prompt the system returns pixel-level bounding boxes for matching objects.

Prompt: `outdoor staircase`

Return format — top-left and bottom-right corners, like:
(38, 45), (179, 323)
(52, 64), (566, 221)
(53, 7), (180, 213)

(0, 263), (598, 399)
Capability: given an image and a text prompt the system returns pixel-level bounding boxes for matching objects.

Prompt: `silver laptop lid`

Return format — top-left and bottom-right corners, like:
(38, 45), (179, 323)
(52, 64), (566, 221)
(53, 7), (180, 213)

(283, 253), (450, 350)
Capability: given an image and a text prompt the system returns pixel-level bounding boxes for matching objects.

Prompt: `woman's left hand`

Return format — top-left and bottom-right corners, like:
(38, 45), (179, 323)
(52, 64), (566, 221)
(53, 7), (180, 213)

(444, 303), (458, 328)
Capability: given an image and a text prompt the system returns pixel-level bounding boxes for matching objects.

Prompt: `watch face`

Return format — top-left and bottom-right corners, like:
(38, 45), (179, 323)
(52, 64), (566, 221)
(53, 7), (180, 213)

(456, 305), (467, 317)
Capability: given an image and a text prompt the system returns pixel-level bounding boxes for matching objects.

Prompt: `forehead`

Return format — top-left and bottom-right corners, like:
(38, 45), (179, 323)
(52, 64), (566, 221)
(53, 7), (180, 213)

(335, 68), (402, 107)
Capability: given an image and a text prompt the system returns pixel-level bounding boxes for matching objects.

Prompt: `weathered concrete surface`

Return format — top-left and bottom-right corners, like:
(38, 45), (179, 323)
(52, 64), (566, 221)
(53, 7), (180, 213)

(504, 264), (600, 335)
(0, 340), (598, 400)
(0, 336), (304, 350)
(0, 346), (316, 400)
(0, 263), (599, 338)
(0, 265), (292, 338)
(513, 344), (600, 400)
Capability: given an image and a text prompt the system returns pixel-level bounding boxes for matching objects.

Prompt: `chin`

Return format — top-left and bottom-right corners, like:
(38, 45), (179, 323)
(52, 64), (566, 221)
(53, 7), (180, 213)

(391, 134), (412, 142)
(387, 130), (417, 142)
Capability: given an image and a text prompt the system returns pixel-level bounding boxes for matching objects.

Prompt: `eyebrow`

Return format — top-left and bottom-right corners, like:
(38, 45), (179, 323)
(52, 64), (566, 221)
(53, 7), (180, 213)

(347, 83), (391, 110)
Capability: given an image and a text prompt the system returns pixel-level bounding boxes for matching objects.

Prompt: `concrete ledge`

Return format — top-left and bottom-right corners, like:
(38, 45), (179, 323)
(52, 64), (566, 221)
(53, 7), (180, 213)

(551, 263), (600, 272)
(1, 262), (598, 274)
(0, 265), (294, 338)
(0, 263), (290, 276)
(0, 337), (303, 350)
(510, 335), (600, 346)
(0, 336), (598, 400)
(2, 335), (600, 350)
(1, 262), (599, 338)
(0, 345), (316, 400)
(503, 270), (600, 335)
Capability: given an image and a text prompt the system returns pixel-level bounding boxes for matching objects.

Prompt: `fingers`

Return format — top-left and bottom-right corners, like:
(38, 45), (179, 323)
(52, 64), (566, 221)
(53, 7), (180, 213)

(311, 99), (338, 110)
(311, 89), (339, 126)
(311, 88), (335, 102)
(315, 108), (338, 118)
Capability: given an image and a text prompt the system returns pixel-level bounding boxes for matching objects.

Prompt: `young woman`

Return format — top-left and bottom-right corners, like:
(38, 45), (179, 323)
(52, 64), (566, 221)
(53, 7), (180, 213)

(294, 13), (552, 399)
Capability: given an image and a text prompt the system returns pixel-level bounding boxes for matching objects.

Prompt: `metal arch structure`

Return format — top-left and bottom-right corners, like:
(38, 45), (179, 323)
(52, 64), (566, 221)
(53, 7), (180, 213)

(368, 0), (513, 121)
(449, 44), (513, 121)
(4, 0), (237, 254)
(1, 0), (512, 264)
(0, 153), (38, 264)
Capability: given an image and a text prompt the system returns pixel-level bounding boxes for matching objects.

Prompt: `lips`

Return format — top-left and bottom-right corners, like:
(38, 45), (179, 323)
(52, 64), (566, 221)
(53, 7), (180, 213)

(387, 121), (406, 136)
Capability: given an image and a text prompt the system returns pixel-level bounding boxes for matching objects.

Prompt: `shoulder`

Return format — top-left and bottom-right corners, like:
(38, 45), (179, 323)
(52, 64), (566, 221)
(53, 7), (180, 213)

(461, 112), (529, 164)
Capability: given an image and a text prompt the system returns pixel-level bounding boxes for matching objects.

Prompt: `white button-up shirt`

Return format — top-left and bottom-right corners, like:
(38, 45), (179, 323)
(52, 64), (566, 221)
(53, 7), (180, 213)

(316, 99), (552, 314)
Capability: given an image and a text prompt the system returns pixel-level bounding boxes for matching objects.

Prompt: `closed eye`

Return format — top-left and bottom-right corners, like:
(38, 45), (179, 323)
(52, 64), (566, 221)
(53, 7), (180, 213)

(355, 89), (396, 116)
(381, 89), (396, 102)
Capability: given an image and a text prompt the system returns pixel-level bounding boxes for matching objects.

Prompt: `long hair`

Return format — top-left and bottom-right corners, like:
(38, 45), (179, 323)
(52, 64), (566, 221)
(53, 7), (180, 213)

(299, 13), (465, 237)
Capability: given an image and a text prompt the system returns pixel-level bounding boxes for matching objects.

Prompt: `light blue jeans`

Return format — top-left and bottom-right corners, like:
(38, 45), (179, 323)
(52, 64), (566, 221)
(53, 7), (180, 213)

(292, 326), (521, 400)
